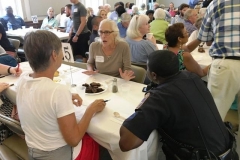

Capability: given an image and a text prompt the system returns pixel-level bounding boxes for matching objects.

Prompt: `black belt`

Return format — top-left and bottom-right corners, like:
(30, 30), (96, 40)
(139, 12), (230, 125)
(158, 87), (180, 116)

(213, 56), (240, 60)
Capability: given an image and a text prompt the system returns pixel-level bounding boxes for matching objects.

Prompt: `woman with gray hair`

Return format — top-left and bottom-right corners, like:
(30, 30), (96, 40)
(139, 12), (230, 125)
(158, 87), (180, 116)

(117, 13), (131, 38)
(41, 7), (58, 30)
(150, 8), (169, 44)
(84, 19), (134, 81)
(17, 30), (105, 159)
(126, 15), (157, 63)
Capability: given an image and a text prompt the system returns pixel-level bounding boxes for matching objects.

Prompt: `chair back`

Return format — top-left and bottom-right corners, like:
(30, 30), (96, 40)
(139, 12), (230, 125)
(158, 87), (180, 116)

(62, 61), (87, 70)
(8, 38), (20, 52)
(0, 113), (24, 136)
(131, 65), (147, 84)
(131, 62), (147, 70)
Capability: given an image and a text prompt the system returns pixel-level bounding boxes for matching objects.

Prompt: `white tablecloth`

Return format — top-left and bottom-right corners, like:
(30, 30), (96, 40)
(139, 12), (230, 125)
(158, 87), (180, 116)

(6, 28), (69, 40)
(1, 62), (164, 160)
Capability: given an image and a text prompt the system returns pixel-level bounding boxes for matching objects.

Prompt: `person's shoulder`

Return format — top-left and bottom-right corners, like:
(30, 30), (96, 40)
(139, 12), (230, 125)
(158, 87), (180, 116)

(14, 15), (23, 19)
(117, 40), (129, 47)
(90, 41), (101, 48)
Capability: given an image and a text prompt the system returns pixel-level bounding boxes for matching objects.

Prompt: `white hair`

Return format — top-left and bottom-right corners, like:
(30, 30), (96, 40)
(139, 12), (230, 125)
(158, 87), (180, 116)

(127, 15), (149, 39)
(199, 8), (207, 17)
(121, 13), (131, 22)
(99, 19), (122, 44)
(47, 7), (54, 13)
(104, 4), (111, 9)
(184, 9), (194, 20)
(132, 5), (139, 14)
(154, 8), (166, 20)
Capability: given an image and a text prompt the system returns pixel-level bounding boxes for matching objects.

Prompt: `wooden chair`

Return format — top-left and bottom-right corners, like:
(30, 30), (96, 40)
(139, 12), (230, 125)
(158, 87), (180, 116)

(131, 65), (147, 84)
(0, 113), (28, 160)
(62, 61), (87, 70)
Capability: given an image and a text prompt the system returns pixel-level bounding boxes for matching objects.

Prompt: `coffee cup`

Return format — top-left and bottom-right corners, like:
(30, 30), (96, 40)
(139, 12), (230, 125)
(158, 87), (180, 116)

(146, 33), (153, 39)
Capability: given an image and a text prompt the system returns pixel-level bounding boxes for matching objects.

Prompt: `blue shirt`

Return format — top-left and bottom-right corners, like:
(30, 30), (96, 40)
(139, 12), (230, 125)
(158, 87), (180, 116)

(0, 15), (25, 31)
(184, 20), (197, 36)
(109, 11), (119, 23)
(171, 15), (184, 25)
(66, 18), (73, 33)
(197, 0), (240, 57)
(117, 22), (127, 38)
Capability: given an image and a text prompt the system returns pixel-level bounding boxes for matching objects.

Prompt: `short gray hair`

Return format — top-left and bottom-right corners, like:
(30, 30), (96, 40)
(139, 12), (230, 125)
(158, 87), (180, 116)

(184, 9), (194, 20)
(47, 7), (54, 14)
(154, 8), (166, 20)
(132, 5), (139, 14)
(24, 30), (61, 72)
(99, 19), (122, 44)
(195, 17), (203, 29)
(127, 15), (149, 39)
(121, 13), (131, 22)
(159, 4), (165, 9)
(104, 4), (111, 9)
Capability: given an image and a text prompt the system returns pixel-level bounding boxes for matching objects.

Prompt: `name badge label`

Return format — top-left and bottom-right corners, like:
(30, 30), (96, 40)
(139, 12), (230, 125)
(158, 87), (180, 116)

(96, 56), (104, 62)
(74, 8), (78, 12)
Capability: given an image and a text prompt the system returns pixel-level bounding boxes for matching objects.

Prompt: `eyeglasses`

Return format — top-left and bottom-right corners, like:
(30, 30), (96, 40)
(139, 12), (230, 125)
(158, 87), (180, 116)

(98, 30), (114, 36)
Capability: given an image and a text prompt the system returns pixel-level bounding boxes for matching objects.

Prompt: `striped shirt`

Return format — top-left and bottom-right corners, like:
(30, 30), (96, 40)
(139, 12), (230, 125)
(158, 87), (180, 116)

(197, 0), (240, 57)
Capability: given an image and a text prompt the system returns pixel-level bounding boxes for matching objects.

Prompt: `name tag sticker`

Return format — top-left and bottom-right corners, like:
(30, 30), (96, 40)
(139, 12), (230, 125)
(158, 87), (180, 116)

(114, 17), (117, 20)
(74, 8), (78, 12)
(96, 56), (104, 62)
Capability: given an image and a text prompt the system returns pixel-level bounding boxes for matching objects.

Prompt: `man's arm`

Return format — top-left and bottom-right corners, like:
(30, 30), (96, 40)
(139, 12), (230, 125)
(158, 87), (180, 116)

(72, 16), (86, 42)
(119, 126), (144, 151)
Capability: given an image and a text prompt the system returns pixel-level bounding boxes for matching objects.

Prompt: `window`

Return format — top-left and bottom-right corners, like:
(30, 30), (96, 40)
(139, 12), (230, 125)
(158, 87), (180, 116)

(82, 0), (104, 15)
(0, 0), (23, 18)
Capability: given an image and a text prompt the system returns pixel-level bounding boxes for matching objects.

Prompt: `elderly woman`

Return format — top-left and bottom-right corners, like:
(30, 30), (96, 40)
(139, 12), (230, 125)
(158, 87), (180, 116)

(165, 23), (208, 77)
(17, 30), (105, 159)
(117, 13), (131, 38)
(126, 15), (158, 63)
(150, 8), (169, 44)
(131, 5), (139, 16)
(97, 9), (107, 19)
(84, 19), (134, 81)
(41, 7), (58, 30)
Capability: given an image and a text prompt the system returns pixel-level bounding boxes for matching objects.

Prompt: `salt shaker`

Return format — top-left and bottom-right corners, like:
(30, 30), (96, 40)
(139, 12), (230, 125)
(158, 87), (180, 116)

(112, 78), (118, 93)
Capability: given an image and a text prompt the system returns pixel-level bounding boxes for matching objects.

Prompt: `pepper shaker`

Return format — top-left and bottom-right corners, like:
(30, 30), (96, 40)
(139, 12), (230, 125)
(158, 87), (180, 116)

(112, 78), (118, 93)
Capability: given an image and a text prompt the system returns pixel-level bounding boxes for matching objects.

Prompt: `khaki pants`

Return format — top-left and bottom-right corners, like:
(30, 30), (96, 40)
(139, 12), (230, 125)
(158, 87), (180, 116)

(28, 145), (72, 160)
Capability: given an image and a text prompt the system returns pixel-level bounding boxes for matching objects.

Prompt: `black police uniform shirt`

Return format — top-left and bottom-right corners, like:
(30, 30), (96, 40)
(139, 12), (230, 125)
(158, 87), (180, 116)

(123, 71), (230, 156)
(0, 23), (15, 52)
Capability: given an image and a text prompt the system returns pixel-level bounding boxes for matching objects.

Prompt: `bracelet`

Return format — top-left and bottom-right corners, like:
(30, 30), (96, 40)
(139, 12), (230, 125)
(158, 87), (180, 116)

(7, 67), (12, 74)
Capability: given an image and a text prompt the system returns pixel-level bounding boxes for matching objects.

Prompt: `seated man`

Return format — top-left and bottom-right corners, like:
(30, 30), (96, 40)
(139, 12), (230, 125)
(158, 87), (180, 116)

(171, 3), (189, 24)
(0, 6), (25, 31)
(89, 16), (103, 44)
(58, 4), (73, 33)
(0, 22), (16, 57)
(119, 50), (238, 159)
(16, 30), (106, 159)
(183, 9), (198, 36)
(117, 13), (131, 38)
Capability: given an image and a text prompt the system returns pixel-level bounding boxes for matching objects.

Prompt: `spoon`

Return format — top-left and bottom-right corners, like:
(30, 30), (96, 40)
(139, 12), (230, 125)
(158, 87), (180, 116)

(113, 112), (125, 120)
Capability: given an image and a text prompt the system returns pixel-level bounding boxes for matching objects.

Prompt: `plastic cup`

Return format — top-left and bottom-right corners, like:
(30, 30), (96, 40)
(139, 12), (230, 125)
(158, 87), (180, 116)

(120, 83), (130, 95)
(146, 33), (153, 39)
(22, 26), (26, 29)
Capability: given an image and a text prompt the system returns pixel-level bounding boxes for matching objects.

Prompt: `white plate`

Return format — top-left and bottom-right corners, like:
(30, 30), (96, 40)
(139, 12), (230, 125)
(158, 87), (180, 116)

(85, 82), (108, 95)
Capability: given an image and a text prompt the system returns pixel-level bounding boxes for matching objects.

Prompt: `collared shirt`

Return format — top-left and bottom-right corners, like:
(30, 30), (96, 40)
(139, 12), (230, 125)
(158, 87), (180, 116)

(66, 18), (73, 33)
(0, 15), (25, 31)
(117, 22), (127, 38)
(197, 0), (240, 57)
(171, 15), (184, 24)
(109, 11), (119, 23)
(89, 30), (99, 45)
(40, 17), (58, 30)
(184, 20), (197, 36)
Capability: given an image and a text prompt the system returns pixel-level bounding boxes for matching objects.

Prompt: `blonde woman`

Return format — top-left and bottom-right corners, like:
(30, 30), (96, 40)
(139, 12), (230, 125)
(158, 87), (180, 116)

(84, 19), (134, 80)
(126, 15), (157, 63)
(97, 9), (107, 19)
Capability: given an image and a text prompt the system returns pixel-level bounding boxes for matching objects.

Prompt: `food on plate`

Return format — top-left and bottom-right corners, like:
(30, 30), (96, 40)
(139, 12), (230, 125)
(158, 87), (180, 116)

(53, 78), (61, 83)
(82, 82), (104, 93)
(54, 71), (59, 77)
(198, 46), (205, 53)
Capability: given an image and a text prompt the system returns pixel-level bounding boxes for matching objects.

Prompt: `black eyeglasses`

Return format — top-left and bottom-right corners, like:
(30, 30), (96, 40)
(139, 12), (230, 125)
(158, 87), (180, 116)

(98, 30), (114, 36)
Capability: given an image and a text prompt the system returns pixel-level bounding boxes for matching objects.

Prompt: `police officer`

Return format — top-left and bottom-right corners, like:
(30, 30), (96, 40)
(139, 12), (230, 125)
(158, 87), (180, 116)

(119, 50), (238, 160)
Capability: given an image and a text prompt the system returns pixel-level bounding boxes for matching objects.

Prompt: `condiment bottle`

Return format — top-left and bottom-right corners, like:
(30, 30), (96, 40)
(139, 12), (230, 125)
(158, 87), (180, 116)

(112, 78), (118, 93)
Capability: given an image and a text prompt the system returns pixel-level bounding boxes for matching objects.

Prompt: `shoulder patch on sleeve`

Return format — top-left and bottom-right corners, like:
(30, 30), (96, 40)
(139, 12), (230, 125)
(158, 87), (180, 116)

(136, 93), (150, 109)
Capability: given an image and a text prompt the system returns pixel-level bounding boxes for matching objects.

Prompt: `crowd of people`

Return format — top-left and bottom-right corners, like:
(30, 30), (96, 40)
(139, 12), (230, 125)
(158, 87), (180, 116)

(0, 0), (239, 159)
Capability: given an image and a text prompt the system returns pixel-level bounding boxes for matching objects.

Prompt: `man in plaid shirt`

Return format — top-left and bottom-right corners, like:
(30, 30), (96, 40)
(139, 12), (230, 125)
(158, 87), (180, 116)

(198, 0), (240, 154)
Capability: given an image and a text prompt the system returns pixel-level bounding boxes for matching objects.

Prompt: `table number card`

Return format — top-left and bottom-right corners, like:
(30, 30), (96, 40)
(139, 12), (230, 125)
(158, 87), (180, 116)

(62, 43), (74, 63)
(31, 15), (38, 23)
